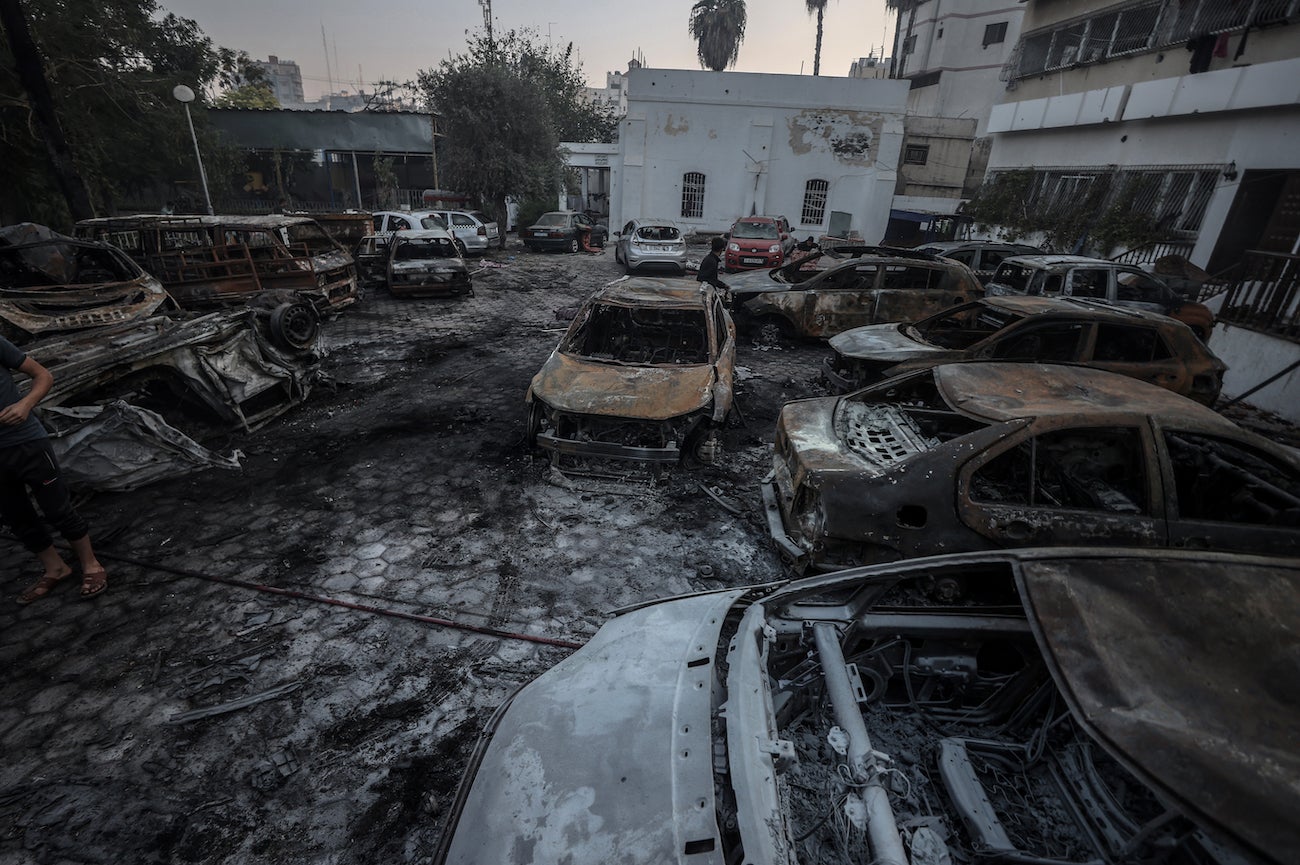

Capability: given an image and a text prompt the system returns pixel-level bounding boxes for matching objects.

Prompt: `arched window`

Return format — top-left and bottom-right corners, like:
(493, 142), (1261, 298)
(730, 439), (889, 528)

(681, 172), (706, 219)
(802, 179), (829, 226)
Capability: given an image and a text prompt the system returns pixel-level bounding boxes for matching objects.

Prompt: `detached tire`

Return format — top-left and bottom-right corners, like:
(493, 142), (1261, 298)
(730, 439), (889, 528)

(269, 301), (320, 350)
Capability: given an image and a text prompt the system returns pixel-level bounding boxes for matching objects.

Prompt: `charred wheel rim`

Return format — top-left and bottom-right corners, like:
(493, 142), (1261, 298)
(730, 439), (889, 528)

(269, 301), (321, 350)
(568, 238), (580, 254)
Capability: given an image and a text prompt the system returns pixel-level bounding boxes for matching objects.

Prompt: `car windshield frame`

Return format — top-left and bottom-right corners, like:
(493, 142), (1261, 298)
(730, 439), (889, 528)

(732, 221), (780, 240)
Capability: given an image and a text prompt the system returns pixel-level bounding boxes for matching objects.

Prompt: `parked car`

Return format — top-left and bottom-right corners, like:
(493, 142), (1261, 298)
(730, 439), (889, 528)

(433, 547), (1297, 865)
(764, 362), (1300, 573)
(353, 234), (394, 288)
(522, 211), (607, 253)
(613, 218), (688, 273)
(526, 278), (735, 469)
(372, 210), (448, 233)
(824, 296), (1226, 404)
(427, 209), (502, 253)
(727, 246), (983, 339)
(915, 240), (1043, 285)
(0, 223), (171, 344)
(76, 214), (359, 313)
(724, 215), (794, 271)
(386, 230), (472, 298)
(984, 254), (1215, 339)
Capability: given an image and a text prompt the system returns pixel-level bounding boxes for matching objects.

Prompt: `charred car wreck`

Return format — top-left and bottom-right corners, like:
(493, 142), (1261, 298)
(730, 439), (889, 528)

(75, 214), (358, 314)
(0, 223), (171, 343)
(527, 278), (735, 471)
(387, 230), (473, 298)
(765, 362), (1300, 572)
(435, 548), (1299, 865)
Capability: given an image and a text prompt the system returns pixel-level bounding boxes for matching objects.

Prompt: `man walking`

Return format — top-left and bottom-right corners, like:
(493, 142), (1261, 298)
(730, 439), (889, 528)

(697, 236), (729, 292)
(1, 337), (106, 603)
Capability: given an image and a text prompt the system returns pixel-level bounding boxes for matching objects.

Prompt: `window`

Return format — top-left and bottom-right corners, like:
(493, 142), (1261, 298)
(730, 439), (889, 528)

(937, 26), (944, 39)
(971, 427), (1147, 513)
(681, 172), (705, 220)
(1092, 324), (1171, 363)
(990, 323), (1084, 361)
(1115, 270), (1169, 304)
(801, 179), (829, 225)
(1068, 269), (1109, 298)
(903, 35), (916, 54)
(1164, 433), (1300, 524)
(903, 144), (930, 166)
(983, 22), (1008, 47)
(909, 70), (941, 89)
(880, 265), (942, 291)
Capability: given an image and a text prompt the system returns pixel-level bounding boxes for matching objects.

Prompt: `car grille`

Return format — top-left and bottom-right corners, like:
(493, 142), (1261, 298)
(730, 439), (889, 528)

(839, 403), (938, 466)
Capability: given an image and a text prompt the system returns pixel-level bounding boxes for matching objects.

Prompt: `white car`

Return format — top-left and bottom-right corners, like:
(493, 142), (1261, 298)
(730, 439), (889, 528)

(426, 209), (502, 254)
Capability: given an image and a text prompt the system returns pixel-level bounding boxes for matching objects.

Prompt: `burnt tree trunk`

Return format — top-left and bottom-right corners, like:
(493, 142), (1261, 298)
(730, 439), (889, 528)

(0, 0), (95, 221)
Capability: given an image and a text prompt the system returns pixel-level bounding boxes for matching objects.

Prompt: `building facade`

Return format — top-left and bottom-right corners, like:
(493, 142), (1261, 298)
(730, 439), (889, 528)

(612, 69), (907, 242)
(250, 56), (306, 107)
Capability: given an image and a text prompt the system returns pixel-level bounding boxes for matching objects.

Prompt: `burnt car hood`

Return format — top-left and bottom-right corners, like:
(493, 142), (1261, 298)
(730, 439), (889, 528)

(829, 323), (951, 363)
(1013, 553), (1300, 865)
(530, 351), (716, 420)
(440, 590), (743, 865)
(726, 268), (791, 298)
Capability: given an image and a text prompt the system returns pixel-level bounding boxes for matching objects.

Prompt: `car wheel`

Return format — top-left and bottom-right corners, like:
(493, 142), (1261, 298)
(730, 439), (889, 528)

(754, 316), (794, 346)
(568, 237), (580, 254)
(454, 239), (468, 257)
(269, 301), (320, 350)
(684, 425), (723, 466)
(525, 401), (545, 449)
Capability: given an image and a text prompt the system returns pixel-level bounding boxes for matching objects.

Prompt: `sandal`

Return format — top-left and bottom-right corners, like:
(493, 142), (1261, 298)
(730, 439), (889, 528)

(17, 570), (70, 605)
(79, 568), (108, 599)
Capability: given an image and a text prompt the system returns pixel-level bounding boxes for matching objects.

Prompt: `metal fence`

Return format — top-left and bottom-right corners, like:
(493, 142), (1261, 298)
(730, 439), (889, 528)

(1216, 251), (1300, 342)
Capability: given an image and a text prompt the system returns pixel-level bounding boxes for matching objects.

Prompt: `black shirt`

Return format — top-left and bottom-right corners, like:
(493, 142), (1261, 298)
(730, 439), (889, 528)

(697, 251), (727, 290)
(0, 337), (46, 448)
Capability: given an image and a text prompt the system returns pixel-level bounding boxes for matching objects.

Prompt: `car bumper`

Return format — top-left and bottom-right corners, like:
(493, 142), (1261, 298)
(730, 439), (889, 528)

(527, 235), (576, 250)
(822, 356), (858, 392)
(537, 431), (681, 463)
(760, 470), (810, 567)
(726, 253), (782, 271)
(627, 250), (687, 270)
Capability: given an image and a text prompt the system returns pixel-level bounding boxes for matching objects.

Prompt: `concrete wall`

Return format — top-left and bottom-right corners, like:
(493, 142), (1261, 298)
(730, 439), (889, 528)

(1210, 323), (1300, 422)
(899, 115), (979, 199)
(614, 69), (907, 241)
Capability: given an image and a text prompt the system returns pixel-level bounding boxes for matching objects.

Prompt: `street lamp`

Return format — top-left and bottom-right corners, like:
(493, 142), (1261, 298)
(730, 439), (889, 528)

(173, 84), (214, 215)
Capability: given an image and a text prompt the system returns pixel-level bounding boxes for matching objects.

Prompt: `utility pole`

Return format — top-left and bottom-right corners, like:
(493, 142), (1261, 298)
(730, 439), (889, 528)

(478, 0), (493, 45)
(321, 25), (334, 109)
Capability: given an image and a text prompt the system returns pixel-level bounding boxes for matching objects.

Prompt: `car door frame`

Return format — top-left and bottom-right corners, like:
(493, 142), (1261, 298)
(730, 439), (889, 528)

(955, 416), (1166, 549)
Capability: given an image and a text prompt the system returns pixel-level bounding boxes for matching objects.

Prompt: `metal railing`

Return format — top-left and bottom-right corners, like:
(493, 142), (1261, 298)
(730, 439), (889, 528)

(1216, 251), (1300, 342)
(1110, 239), (1196, 266)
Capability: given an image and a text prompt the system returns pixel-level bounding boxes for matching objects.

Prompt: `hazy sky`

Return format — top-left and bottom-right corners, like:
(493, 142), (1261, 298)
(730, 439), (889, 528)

(161, 0), (897, 99)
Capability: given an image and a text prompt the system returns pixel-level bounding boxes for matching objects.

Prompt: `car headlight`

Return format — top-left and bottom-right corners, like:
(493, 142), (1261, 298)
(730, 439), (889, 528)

(768, 244), (781, 254)
(728, 242), (740, 252)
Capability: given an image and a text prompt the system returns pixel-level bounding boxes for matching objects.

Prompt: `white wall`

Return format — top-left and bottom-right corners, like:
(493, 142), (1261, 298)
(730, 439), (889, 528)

(1210, 323), (1300, 422)
(614, 69), (907, 242)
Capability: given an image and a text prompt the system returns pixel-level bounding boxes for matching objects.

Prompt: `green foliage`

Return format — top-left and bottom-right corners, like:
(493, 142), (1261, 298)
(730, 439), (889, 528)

(689, 0), (748, 71)
(215, 83), (279, 110)
(516, 194), (558, 230)
(0, 0), (254, 225)
(416, 27), (616, 222)
(372, 155), (398, 209)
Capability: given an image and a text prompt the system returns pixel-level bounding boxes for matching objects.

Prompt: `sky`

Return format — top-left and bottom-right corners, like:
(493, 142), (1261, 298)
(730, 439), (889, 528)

(160, 0), (897, 100)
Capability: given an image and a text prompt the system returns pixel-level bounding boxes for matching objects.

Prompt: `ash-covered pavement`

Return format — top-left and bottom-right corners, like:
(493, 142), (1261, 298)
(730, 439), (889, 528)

(0, 241), (832, 864)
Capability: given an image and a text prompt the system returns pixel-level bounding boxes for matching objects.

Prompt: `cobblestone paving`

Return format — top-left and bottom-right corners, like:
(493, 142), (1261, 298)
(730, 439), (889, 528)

(0, 241), (834, 864)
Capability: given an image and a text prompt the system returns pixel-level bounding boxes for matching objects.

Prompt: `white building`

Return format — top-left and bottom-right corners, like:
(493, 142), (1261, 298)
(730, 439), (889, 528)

(611, 68), (908, 242)
(981, 0), (1300, 418)
(250, 56), (305, 107)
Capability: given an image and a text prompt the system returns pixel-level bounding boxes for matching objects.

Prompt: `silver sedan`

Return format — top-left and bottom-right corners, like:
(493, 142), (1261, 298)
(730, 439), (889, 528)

(613, 218), (689, 274)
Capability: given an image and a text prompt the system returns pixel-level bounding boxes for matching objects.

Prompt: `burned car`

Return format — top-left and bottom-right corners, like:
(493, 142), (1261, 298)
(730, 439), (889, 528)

(434, 548), (1299, 865)
(727, 247), (982, 340)
(825, 296), (1226, 404)
(765, 362), (1300, 573)
(386, 230), (473, 298)
(526, 278), (735, 469)
(0, 223), (171, 343)
(915, 240), (1043, 285)
(75, 214), (358, 313)
(984, 254), (1214, 340)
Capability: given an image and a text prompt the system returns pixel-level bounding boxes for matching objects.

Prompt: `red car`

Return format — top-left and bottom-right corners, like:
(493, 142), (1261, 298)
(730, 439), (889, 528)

(724, 215), (793, 271)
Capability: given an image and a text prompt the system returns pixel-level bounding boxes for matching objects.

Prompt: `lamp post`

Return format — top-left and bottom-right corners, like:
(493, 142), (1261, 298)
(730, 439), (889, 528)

(172, 84), (213, 215)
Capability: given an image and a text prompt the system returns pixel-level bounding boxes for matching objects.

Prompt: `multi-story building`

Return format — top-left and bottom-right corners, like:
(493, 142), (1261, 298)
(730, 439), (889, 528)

(980, 0), (1300, 418)
(250, 55), (305, 107)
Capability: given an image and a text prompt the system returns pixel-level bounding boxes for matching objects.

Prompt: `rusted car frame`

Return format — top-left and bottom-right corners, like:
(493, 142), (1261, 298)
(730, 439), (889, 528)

(764, 362), (1300, 573)
(386, 231), (473, 298)
(0, 224), (171, 342)
(75, 214), (358, 313)
(825, 296), (1227, 404)
(527, 279), (735, 471)
(727, 247), (983, 339)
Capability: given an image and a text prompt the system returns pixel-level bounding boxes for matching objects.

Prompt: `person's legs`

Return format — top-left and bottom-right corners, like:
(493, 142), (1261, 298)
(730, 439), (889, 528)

(0, 451), (72, 602)
(13, 440), (105, 597)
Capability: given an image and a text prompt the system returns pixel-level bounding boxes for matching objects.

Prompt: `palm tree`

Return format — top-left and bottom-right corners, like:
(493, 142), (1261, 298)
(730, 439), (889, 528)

(805, 0), (828, 76)
(688, 0), (747, 72)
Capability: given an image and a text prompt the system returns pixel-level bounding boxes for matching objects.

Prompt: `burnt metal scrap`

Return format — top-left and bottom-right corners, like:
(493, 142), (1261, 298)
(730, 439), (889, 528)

(526, 278), (735, 472)
(0, 222), (172, 343)
(74, 214), (359, 313)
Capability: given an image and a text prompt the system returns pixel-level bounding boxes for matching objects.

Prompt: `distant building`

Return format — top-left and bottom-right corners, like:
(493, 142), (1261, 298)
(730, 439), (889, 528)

(612, 68), (907, 242)
(584, 57), (642, 117)
(848, 55), (891, 79)
(250, 55), (305, 106)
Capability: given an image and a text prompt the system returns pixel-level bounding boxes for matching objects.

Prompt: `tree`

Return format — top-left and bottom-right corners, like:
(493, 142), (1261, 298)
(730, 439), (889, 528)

(805, 0), (830, 76)
(0, 0), (255, 226)
(215, 83), (279, 110)
(689, 0), (747, 72)
(417, 28), (616, 225)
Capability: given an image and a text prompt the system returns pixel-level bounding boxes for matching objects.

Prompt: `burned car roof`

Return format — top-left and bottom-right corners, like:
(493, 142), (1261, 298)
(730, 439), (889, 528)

(932, 361), (1233, 424)
(0, 223), (171, 341)
(436, 548), (1299, 865)
(586, 278), (715, 309)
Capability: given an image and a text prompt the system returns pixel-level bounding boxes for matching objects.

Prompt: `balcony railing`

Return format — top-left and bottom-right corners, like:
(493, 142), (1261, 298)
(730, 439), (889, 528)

(1216, 251), (1300, 342)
